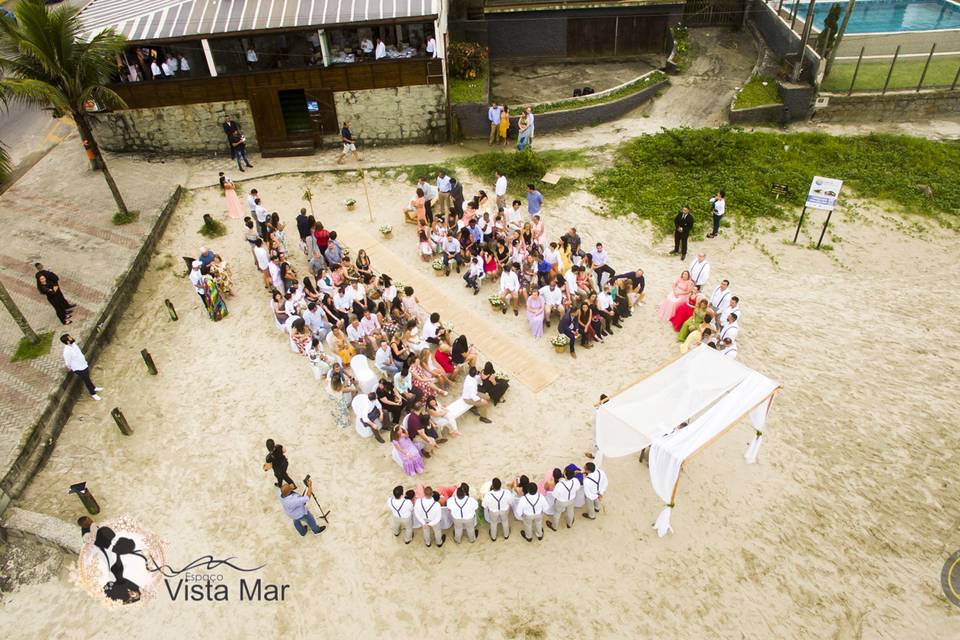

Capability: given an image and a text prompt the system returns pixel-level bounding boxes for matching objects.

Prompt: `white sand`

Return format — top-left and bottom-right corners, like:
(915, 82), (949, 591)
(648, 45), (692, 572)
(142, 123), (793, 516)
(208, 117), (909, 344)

(1, 170), (958, 638)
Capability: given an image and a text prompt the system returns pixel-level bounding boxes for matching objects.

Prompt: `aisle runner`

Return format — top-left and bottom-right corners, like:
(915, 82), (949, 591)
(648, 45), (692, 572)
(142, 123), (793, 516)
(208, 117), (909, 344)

(338, 221), (561, 392)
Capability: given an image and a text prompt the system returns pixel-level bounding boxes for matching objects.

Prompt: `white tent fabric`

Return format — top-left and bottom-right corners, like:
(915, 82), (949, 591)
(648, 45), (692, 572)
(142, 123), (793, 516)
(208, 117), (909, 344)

(594, 347), (758, 459)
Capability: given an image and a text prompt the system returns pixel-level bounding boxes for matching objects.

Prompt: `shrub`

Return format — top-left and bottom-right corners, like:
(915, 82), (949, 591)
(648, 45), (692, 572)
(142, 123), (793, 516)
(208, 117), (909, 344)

(447, 42), (488, 81)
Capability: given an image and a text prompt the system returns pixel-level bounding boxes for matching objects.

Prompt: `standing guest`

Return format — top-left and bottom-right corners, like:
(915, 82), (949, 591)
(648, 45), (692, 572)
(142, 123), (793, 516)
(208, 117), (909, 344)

(558, 305), (578, 359)
(719, 313), (740, 344)
(61, 334), (102, 401)
(525, 107), (536, 146)
(223, 116), (241, 151)
(483, 477), (513, 541)
(550, 467), (579, 530)
(177, 52), (190, 76)
(414, 487), (445, 547)
(263, 442), (295, 488)
(590, 242), (616, 284)
(34, 263), (75, 311)
(494, 170), (508, 211)
(498, 104), (510, 145)
(582, 462), (608, 520)
(417, 177), (437, 224)
(229, 130), (253, 171)
(387, 486), (415, 544)
(336, 119), (362, 164)
(479, 361), (510, 406)
(295, 208), (311, 246)
(499, 264), (523, 316)
(720, 337), (738, 358)
(487, 101), (502, 145)
(516, 110), (531, 150)
(426, 34), (437, 58)
(253, 239), (271, 289)
(526, 183), (543, 217)
(526, 287), (545, 338)
(671, 206), (695, 260)
(200, 270), (228, 321)
(37, 273), (73, 325)
(374, 37), (386, 59)
(451, 178), (466, 219)
(709, 279), (733, 317)
(405, 188), (428, 225)
(723, 296), (742, 324)
(707, 191), (726, 238)
(78, 516), (94, 539)
(689, 253), (711, 291)
(461, 367), (493, 424)
(436, 170), (453, 219)
(188, 260), (205, 303)
(658, 270), (696, 322)
(253, 198), (270, 238)
(449, 484), (479, 544)
(278, 479), (326, 537)
(561, 227), (582, 256)
(246, 187), (259, 220)
(517, 482), (546, 542)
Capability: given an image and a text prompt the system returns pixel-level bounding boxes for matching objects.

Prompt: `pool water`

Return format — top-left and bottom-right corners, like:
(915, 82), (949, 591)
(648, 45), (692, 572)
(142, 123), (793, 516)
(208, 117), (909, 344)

(794, 0), (960, 33)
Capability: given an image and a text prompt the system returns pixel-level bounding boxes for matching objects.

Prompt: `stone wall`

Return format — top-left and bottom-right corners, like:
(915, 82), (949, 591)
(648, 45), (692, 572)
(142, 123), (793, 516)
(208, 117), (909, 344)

(813, 90), (960, 122)
(334, 84), (447, 145)
(91, 100), (256, 155)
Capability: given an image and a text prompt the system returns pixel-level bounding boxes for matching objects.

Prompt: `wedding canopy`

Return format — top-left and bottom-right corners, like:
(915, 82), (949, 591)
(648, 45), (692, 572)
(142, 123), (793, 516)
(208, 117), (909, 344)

(594, 347), (782, 536)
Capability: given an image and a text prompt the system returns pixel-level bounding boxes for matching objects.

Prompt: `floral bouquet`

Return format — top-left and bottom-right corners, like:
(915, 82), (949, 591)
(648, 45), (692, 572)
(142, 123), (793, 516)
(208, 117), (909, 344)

(495, 372), (510, 382)
(379, 225), (393, 236)
(488, 295), (503, 308)
(551, 334), (570, 347)
(344, 198), (357, 209)
(432, 258), (445, 271)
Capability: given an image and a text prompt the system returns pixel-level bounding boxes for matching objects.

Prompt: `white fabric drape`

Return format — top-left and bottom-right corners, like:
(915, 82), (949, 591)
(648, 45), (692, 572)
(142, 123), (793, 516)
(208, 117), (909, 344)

(595, 347), (755, 458)
(648, 371), (780, 504)
(744, 435), (763, 464)
(654, 506), (673, 537)
(744, 395), (773, 464)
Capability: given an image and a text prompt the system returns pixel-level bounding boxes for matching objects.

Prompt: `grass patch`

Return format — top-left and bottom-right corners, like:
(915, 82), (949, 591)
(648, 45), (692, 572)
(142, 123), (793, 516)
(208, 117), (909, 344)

(459, 148), (588, 197)
(591, 128), (960, 235)
(199, 217), (227, 238)
(450, 64), (488, 104)
(732, 75), (782, 109)
(822, 58), (960, 93)
(112, 209), (140, 225)
(12, 331), (53, 362)
(671, 25), (694, 72)
(523, 71), (667, 115)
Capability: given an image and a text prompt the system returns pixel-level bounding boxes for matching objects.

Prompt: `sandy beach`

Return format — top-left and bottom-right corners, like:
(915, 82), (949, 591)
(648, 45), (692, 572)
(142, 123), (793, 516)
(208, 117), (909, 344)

(1, 166), (958, 639)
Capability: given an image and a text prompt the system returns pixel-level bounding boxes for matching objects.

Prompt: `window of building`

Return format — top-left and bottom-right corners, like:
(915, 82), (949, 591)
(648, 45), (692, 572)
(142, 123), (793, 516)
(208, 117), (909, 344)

(115, 40), (209, 82)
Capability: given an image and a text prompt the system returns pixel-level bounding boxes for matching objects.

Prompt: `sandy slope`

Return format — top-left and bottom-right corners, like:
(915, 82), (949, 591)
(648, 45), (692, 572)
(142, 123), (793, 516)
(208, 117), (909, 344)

(1, 171), (958, 639)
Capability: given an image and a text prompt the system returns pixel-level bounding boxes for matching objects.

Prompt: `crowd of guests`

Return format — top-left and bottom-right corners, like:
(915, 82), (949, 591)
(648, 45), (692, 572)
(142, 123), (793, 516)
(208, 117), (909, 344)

(402, 169), (647, 358)
(657, 252), (742, 358)
(387, 461), (609, 546)
(240, 184), (512, 478)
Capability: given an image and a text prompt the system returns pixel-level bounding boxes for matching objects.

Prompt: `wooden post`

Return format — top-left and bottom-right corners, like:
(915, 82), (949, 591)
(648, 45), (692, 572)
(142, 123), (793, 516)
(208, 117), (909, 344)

(164, 299), (178, 321)
(882, 45), (901, 95)
(848, 47), (865, 95)
(140, 349), (158, 375)
(203, 213), (215, 228)
(793, 206), (807, 243)
(917, 43), (936, 92)
(70, 483), (101, 514)
(111, 408), (133, 435)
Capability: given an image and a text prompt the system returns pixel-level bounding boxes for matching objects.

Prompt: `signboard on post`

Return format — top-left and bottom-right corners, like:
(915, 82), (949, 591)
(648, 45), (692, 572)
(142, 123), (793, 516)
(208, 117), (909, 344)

(794, 176), (843, 249)
(805, 176), (843, 211)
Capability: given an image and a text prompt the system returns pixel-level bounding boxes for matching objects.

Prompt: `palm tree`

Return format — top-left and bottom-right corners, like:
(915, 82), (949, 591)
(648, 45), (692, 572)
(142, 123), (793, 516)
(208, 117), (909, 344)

(0, 140), (39, 343)
(0, 0), (130, 216)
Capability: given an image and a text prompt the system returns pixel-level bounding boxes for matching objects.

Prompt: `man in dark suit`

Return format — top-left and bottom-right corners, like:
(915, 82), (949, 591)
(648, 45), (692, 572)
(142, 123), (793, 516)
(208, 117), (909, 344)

(671, 206), (694, 260)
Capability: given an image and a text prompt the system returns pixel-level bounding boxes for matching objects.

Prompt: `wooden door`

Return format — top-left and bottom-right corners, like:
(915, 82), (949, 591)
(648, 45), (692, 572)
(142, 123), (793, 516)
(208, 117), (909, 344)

(567, 18), (617, 57)
(248, 88), (285, 146)
(305, 89), (338, 142)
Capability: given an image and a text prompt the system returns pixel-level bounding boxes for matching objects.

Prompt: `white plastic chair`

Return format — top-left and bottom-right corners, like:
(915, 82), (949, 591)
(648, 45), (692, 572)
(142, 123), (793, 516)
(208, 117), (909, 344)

(350, 354), (379, 394)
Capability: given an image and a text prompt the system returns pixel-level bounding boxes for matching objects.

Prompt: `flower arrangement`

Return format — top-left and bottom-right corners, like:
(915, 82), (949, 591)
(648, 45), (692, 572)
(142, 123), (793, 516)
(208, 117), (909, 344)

(379, 225), (393, 236)
(495, 372), (510, 382)
(432, 258), (445, 271)
(488, 295), (503, 307)
(344, 198), (357, 209)
(393, 280), (405, 291)
(551, 334), (570, 347)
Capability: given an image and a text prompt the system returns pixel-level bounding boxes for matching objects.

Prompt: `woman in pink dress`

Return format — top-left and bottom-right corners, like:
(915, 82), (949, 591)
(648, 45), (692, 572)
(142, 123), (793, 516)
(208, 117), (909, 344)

(223, 176), (244, 220)
(391, 426), (425, 476)
(526, 288), (545, 337)
(658, 270), (695, 322)
(670, 292), (699, 332)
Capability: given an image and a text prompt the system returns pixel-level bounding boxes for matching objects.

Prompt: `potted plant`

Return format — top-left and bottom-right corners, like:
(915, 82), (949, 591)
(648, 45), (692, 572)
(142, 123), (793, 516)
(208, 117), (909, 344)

(432, 258), (445, 276)
(551, 334), (570, 354)
(344, 198), (357, 211)
(488, 294), (503, 310)
(379, 224), (393, 239)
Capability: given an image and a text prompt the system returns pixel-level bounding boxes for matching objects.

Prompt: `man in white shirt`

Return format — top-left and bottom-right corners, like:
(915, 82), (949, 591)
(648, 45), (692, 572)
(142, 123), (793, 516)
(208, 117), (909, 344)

(422, 312), (448, 346)
(374, 341), (399, 377)
(360, 310), (382, 341)
(722, 296), (741, 325)
(61, 334), (102, 400)
(482, 477), (514, 541)
(516, 482), (546, 541)
(347, 316), (376, 354)
(333, 286), (354, 317)
(189, 260), (205, 303)
(161, 59), (174, 77)
(709, 279), (732, 316)
(720, 338), (738, 359)
(360, 37), (374, 53)
(595, 283), (620, 334)
(719, 314), (739, 344)
(267, 255), (283, 290)
(538, 280), (564, 327)
(461, 367), (492, 423)
(689, 253), (711, 291)
(253, 238), (271, 288)
(550, 467), (579, 530)
(177, 53), (191, 75)
(414, 487), (445, 547)
(150, 59), (162, 79)
(247, 188), (259, 217)
(387, 486), (414, 544)
(582, 462), (608, 519)
(590, 242), (616, 284)
(426, 35), (436, 58)
(303, 302), (331, 339)
(494, 170), (508, 210)
(246, 45), (258, 69)
(506, 200), (524, 232)
(707, 190), (726, 238)
(374, 38), (386, 60)
(253, 198), (269, 236)
(464, 255), (485, 293)
(564, 266), (580, 301)
(441, 235), (462, 275)
(499, 264), (523, 316)
(436, 170), (452, 219)
(449, 484), (479, 543)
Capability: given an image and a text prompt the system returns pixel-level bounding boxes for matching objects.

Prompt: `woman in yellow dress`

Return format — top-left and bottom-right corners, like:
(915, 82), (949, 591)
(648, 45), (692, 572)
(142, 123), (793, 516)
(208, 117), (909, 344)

(498, 105), (509, 146)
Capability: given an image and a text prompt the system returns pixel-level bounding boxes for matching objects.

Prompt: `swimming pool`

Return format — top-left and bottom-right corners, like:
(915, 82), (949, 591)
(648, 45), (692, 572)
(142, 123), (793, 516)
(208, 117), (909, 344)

(793, 0), (960, 33)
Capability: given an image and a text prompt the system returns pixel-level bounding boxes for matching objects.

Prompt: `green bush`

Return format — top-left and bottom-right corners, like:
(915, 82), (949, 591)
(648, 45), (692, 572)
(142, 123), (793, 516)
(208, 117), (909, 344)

(732, 75), (782, 109)
(591, 128), (960, 234)
(447, 42), (488, 81)
(459, 149), (587, 196)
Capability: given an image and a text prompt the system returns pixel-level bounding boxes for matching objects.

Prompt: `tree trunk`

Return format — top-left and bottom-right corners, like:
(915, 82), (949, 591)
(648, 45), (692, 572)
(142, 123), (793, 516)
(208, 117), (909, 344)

(74, 112), (129, 216)
(0, 280), (39, 343)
